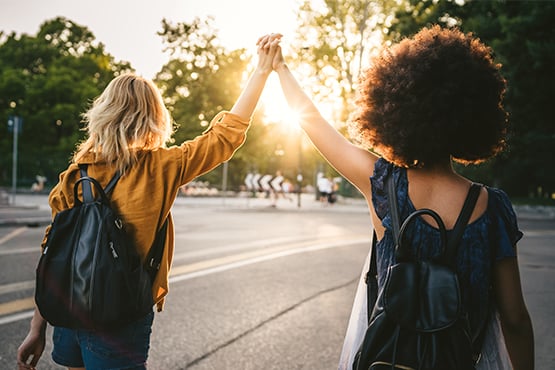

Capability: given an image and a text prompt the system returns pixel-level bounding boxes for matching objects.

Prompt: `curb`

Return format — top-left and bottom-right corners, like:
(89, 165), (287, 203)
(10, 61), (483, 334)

(0, 198), (553, 227)
(0, 217), (51, 227)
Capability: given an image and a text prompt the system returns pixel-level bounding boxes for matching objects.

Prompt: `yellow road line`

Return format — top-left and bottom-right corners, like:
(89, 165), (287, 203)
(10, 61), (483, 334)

(0, 297), (35, 315)
(0, 235), (371, 320)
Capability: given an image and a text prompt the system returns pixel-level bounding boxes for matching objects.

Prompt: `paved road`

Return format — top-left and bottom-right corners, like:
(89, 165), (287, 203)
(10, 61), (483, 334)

(0, 193), (553, 369)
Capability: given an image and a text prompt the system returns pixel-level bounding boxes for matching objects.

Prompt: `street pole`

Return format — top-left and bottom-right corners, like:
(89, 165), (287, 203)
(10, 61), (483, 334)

(297, 133), (302, 208)
(221, 161), (228, 206)
(11, 116), (19, 206)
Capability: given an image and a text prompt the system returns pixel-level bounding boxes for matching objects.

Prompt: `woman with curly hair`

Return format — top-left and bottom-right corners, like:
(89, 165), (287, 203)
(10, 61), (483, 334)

(259, 25), (533, 369)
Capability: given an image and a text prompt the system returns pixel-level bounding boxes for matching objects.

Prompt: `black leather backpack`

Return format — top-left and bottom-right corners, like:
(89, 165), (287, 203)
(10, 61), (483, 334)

(353, 175), (484, 370)
(35, 164), (167, 330)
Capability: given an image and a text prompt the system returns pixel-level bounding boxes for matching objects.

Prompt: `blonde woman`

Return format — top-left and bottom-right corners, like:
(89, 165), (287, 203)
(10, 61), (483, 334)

(17, 40), (278, 370)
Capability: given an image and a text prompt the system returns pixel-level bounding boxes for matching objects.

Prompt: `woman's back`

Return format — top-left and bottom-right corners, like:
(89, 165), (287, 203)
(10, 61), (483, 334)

(370, 158), (520, 335)
(406, 165), (488, 230)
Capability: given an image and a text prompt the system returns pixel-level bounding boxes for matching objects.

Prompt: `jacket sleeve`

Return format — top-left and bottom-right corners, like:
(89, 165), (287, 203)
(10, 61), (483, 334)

(178, 111), (250, 185)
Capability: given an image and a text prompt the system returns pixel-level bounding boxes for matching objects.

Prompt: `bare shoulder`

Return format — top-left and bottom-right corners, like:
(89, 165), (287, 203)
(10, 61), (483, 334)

(407, 170), (488, 229)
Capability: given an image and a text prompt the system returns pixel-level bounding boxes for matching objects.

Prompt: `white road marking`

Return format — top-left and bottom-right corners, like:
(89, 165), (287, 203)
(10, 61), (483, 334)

(0, 227), (28, 246)
(0, 236), (370, 325)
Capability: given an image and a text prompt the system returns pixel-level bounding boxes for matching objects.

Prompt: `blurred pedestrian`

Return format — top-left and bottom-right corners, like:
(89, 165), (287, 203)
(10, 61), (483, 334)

(317, 172), (332, 205)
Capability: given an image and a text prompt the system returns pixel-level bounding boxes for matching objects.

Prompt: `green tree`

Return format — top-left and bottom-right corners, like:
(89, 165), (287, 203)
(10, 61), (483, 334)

(0, 17), (131, 188)
(155, 17), (280, 190)
(389, 0), (555, 198)
(287, 0), (402, 195)
(292, 0), (397, 123)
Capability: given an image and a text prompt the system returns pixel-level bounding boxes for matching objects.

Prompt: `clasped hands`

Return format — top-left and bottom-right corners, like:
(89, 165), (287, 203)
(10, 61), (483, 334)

(256, 33), (286, 73)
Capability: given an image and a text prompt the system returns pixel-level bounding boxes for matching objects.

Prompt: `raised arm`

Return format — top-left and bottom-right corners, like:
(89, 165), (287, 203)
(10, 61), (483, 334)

(229, 36), (277, 120)
(178, 38), (278, 185)
(259, 35), (377, 198)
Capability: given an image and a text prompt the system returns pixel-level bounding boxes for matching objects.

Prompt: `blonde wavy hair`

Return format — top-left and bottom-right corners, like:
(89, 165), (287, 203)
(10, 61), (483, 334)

(73, 73), (173, 174)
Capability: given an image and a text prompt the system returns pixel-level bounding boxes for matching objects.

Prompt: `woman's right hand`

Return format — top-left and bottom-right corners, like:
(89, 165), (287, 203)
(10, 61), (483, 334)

(17, 329), (46, 370)
(17, 309), (47, 370)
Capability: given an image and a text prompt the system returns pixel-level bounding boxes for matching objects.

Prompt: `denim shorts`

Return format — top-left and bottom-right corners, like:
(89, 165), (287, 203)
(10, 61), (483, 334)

(52, 311), (154, 370)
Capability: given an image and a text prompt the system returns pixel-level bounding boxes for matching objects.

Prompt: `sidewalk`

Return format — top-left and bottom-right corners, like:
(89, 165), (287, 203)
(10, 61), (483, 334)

(0, 192), (369, 227)
(0, 193), (51, 227)
(1, 192), (553, 227)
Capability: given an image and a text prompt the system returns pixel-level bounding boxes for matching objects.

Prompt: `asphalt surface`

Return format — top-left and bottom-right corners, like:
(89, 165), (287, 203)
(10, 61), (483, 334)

(0, 192), (553, 369)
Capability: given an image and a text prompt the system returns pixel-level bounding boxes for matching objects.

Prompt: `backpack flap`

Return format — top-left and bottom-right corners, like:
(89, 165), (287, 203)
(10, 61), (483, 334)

(384, 261), (462, 332)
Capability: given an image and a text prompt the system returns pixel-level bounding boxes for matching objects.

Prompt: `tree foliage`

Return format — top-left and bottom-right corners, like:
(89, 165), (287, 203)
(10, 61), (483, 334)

(4, 4), (550, 198)
(289, 0), (401, 192)
(0, 17), (131, 187)
(292, 0), (397, 123)
(155, 18), (250, 142)
(154, 17), (256, 187)
(389, 0), (555, 197)
(291, 0), (554, 198)
(154, 17), (313, 190)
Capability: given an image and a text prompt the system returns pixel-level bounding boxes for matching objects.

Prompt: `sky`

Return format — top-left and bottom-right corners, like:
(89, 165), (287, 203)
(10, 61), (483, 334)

(0, 0), (301, 79)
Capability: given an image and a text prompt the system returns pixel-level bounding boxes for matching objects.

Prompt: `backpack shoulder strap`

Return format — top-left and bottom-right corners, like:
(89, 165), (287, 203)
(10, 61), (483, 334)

(145, 218), (169, 282)
(104, 171), (122, 196)
(78, 164), (121, 201)
(365, 172), (398, 322)
(444, 183), (482, 267)
(79, 164), (93, 202)
(446, 183), (488, 355)
(365, 231), (378, 322)
(387, 173), (401, 242)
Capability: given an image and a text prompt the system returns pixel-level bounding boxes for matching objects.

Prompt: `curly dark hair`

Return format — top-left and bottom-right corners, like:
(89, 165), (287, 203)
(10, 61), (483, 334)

(350, 25), (508, 167)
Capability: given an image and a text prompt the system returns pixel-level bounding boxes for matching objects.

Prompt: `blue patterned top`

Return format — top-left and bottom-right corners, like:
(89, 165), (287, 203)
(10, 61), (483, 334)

(370, 158), (522, 333)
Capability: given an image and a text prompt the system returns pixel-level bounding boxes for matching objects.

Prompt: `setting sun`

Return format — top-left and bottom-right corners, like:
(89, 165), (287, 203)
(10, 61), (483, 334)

(258, 71), (343, 132)
(260, 74), (301, 131)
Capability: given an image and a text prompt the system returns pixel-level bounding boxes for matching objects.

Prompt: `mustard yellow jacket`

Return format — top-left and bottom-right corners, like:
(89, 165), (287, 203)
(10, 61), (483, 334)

(42, 111), (250, 311)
